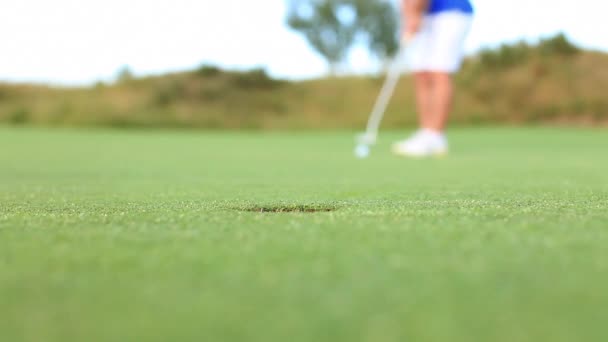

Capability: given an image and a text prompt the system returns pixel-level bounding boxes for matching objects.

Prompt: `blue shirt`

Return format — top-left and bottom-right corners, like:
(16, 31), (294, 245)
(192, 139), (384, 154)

(428, 0), (474, 14)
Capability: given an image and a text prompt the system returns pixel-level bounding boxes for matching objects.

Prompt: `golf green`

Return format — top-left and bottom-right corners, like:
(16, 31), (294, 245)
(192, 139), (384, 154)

(1, 126), (607, 342)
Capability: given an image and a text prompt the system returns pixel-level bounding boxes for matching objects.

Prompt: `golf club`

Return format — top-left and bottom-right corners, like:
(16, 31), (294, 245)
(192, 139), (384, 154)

(355, 38), (410, 159)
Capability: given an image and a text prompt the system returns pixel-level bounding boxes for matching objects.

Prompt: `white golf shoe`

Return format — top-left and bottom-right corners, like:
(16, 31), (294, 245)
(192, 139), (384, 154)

(392, 130), (449, 158)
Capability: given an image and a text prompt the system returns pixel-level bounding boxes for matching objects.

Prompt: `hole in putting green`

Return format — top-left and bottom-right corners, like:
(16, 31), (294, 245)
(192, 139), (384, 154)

(240, 204), (337, 213)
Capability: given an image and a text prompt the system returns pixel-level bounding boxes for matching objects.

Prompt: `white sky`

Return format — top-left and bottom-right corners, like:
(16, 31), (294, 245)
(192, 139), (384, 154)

(1, 0), (606, 85)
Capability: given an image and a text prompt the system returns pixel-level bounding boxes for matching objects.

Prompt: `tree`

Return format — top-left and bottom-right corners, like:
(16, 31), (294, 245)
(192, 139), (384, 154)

(355, 0), (400, 64)
(116, 65), (134, 83)
(287, 0), (359, 74)
(286, 0), (400, 74)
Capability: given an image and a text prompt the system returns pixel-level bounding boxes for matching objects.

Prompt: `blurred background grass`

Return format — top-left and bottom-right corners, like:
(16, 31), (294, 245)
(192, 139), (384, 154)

(1, 34), (606, 130)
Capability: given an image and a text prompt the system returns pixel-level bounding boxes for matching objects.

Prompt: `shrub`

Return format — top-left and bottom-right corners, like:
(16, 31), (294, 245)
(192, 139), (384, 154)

(9, 107), (29, 124)
(231, 68), (286, 90)
(197, 64), (222, 77)
(478, 41), (532, 70)
(94, 81), (106, 90)
(116, 66), (135, 83)
(538, 33), (580, 57)
(476, 34), (580, 71)
(153, 81), (184, 106)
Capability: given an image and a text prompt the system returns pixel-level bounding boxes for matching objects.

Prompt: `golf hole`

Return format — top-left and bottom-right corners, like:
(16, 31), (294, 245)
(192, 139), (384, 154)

(241, 205), (336, 213)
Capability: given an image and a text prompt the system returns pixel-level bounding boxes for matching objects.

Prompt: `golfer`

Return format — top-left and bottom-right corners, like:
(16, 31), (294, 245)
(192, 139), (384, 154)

(392, 0), (473, 157)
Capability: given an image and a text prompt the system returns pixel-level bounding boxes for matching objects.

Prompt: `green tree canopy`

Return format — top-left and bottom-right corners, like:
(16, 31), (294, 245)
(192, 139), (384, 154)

(287, 0), (400, 74)
(355, 0), (400, 62)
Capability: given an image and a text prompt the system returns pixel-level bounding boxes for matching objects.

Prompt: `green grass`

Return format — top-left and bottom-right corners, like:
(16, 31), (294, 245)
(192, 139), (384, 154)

(1, 126), (607, 342)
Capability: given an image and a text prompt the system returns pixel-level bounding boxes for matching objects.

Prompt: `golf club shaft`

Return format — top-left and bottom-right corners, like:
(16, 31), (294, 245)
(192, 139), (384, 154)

(365, 42), (409, 138)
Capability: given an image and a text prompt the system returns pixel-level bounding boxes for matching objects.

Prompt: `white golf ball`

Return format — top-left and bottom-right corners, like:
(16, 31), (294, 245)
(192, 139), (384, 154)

(355, 144), (370, 159)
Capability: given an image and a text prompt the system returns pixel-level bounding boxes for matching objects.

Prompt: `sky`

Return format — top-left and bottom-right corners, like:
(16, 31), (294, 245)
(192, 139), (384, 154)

(1, 0), (607, 85)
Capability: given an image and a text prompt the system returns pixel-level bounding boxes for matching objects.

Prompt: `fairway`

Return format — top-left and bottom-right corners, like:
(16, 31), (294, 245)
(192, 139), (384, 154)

(1, 126), (607, 342)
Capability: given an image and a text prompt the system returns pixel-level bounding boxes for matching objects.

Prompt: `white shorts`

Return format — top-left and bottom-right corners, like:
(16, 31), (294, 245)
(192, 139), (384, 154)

(407, 11), (473, 73)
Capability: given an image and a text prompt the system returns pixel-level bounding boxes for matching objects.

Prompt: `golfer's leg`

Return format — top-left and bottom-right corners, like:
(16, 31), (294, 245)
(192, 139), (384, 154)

(425, 12), (472, 132)
(414, 72), (434, 129)
(429, 72), (453, 132)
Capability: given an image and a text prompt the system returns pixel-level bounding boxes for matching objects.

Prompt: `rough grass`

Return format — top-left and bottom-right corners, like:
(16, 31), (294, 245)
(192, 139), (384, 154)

(1, 126), (607, 342)
(2, 38), (608, 129)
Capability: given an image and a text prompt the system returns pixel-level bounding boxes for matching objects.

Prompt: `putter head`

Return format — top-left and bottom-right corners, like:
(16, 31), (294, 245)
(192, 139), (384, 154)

(356, 132), (377, 146)
(354, 132), (376, 159)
